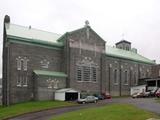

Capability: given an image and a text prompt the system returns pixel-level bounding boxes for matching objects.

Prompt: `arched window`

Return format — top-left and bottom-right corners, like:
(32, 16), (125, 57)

(76, 58), (98, 82)
(23, 57), (29, 71)
(16, 57), (22, 70)
(16, 56), (29, 87)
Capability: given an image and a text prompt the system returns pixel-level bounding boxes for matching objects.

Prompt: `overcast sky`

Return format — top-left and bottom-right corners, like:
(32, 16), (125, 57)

(0, 0), (160, 77)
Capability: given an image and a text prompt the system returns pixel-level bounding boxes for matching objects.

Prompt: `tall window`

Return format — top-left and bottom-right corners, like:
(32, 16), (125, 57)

(76, 58), (97, 82)
(134, 72), (137, 85)
(23, 57), (29, 71)
(16, 56), (29, 87)
(114, 69), (118, 84)
(16, 57), (22, 70)
(124, 71), (128, 85)
(23, 73), (28, 87)
(17, 73), (22, 87)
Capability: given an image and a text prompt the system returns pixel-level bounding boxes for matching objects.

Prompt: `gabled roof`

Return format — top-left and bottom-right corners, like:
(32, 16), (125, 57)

(57, 26), (106, 43)
(106, 46), (155, 64)
(116, 40), (131, 45)
(33, 70), (67, 77)
(5, 23), (62, 44)
(55, 88), (79, 93)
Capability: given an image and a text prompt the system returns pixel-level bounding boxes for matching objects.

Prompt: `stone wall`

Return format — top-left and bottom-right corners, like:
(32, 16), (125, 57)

(8, 42), (63, 104)
(64, 26), (106, 94)
(151, 65), (160, 78)
(105, 56), (152, 96)
(34, 75), (66, 101)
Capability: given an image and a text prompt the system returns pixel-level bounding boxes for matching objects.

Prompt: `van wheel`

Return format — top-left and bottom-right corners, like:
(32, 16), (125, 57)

(82, 102), (85, 104)
(94, 100), (97, 103)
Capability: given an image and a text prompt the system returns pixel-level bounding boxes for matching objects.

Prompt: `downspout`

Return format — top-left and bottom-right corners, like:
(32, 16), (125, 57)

(7, 45), (10, 105)
(119, 61), (122, 96)
(108, 64), (111, 93)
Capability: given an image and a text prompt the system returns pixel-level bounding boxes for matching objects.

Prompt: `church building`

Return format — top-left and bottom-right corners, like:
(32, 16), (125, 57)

(2, 15), (155, 105)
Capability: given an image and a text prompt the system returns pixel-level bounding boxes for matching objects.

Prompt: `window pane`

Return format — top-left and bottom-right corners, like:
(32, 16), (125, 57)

(92, 67), (96, 82)
(77, 66), (82, 81)
(83, 66), (90, 81)
(16, 58), (21, 70)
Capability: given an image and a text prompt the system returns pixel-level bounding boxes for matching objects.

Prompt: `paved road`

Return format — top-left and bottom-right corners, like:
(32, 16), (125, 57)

(8, 98), (160, 120)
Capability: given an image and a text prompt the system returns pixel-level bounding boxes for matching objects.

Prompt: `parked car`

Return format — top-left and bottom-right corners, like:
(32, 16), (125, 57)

(97, 94), (105, 100)
(132, 92), (144, 98)
(149, 87), (158, 97)
(155, 88), (160, 98)
(142, 91), (151, 97)
(132, 91), (151, 98)
(77, 96), (98, 104)
(102, 92), (111, 99)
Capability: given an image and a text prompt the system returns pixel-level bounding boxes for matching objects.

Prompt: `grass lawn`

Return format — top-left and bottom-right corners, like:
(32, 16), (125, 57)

(51, 104), (160, 120)
(0, 100), (75, 120)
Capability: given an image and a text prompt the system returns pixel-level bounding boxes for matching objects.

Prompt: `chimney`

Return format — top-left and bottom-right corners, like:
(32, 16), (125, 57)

(4, 15), (10, 29)
(4, 15), (10, 23)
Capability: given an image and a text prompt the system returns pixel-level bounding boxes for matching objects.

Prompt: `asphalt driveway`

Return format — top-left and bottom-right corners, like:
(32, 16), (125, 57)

(9, 98), (160, 120)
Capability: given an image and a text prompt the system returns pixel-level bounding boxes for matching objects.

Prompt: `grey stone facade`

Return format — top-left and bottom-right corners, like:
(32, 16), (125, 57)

(104, 56), (152, 96)
(34, 75), (66, 101)
(2, 16), (155, 105)
(2, 32), (66, 105)
(62, 26), (106, 94)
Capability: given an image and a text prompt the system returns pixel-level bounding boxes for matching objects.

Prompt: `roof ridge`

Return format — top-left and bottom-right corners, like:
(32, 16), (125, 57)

(106, 45), (133, 53)
(9, 23), (61, 36)
(106, 45), (155, 64)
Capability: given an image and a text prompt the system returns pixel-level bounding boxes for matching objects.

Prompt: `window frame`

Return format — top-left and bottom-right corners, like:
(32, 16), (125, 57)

(124, 70), (128, 85)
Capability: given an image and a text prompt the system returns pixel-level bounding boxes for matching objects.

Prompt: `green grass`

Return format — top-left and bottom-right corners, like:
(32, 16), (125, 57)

(0, 100), (75, 120)
(51, 104), (160, 120)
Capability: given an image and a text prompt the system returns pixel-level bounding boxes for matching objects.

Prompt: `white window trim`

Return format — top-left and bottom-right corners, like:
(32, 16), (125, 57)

(17, 75), (22, 87)
(16, 57), (22, 70)
(23, 74), (28, 87)
(23, 57), (29, 71)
